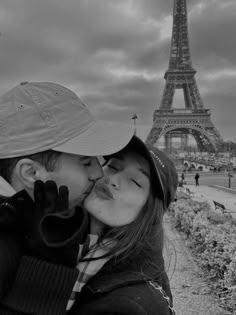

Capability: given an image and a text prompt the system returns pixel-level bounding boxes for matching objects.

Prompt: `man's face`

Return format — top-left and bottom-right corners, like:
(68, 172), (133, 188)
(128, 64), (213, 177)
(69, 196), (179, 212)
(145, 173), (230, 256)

(48, 153), (104, 207)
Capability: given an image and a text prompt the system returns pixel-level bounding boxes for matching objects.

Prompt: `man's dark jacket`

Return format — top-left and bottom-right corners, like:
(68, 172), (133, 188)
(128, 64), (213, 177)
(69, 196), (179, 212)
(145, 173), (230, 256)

(0, 194), (85, 314)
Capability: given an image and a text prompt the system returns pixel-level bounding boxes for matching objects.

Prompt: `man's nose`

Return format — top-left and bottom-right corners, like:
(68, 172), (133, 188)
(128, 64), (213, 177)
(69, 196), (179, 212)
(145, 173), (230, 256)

(88, 157), (104, 181)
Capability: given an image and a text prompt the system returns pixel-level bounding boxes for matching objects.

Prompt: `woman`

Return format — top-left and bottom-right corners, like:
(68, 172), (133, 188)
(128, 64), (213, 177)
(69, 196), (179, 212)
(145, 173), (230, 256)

(68, 135), (178, 314)
(0, 136), (178, 315)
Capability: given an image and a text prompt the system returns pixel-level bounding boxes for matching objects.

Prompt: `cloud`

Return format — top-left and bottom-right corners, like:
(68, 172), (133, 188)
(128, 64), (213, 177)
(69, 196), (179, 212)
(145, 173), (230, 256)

(0, 0), (235, 143)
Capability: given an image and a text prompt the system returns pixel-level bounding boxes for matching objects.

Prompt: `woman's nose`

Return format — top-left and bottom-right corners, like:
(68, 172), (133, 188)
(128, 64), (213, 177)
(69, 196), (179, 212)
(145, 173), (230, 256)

(104, 175), (119, 189)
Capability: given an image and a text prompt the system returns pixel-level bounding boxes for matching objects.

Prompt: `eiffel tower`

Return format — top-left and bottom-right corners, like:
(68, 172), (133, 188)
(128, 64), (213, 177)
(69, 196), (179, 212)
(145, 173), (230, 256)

(146, 0), (223, 152)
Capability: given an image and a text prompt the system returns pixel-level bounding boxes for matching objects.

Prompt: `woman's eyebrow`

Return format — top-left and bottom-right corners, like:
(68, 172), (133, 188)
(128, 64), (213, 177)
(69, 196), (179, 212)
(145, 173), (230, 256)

(111, 156), (150, 179)
(138, 168), (150, 180)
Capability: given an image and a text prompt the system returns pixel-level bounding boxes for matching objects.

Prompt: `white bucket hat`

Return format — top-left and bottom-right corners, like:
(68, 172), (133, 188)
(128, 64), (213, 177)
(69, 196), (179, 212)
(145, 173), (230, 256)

(0, 81), (135, 158)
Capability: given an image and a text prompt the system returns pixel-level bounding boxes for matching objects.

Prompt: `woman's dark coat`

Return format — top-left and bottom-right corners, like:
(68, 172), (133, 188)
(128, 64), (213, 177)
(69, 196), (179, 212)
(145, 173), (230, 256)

(69, 259), (174, 315)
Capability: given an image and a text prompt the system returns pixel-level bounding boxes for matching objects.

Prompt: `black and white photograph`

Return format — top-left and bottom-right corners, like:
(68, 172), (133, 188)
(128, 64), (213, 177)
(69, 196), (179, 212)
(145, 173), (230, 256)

(0, 0), (235, 314)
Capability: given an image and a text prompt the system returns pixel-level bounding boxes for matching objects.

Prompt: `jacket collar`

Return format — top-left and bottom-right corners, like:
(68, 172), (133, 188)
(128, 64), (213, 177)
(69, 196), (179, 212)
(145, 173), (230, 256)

(0, 176), (16, 197)
(0, 195), (7, 204)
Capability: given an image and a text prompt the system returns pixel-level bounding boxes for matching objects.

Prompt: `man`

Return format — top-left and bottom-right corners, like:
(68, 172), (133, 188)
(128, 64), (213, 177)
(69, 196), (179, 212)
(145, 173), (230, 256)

(0, 81), (134, 206)
(194, 172), (200, 186)
(0, 81), (134, 314)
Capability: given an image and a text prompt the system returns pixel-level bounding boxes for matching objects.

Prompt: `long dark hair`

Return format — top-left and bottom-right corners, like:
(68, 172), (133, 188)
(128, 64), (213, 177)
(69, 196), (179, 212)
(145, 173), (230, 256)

(101, 195), (164, 272)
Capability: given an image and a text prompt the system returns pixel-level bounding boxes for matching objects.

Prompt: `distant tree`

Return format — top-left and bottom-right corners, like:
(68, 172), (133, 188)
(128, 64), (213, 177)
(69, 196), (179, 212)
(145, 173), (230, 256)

(218, 141), (236, 155)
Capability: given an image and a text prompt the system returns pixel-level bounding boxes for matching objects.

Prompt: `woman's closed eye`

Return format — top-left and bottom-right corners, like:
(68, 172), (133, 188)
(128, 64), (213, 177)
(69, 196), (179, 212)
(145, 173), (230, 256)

(131, 179), (142, 188)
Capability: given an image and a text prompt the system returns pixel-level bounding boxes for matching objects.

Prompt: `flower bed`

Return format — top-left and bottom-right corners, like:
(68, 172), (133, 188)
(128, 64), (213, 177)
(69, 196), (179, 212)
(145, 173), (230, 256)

(168, 191), (236, 313)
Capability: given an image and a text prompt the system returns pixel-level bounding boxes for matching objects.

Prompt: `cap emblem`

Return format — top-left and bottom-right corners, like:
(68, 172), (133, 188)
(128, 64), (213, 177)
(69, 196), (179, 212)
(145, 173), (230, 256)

(150, 150), (165, 168)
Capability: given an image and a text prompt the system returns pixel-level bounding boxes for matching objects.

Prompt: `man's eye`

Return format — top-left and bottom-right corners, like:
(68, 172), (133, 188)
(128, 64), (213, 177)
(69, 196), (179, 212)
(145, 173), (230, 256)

(82, 160), (92, 166)
(131, 179), (141, 188)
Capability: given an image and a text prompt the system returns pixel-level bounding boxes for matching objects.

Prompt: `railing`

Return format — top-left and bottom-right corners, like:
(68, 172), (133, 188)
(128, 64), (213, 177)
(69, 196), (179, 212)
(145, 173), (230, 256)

(154, 108), (210, 115)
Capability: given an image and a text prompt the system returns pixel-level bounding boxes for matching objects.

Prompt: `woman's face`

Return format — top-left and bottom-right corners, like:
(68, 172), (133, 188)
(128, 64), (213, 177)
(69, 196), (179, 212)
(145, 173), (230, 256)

(84, 151), (151, 227)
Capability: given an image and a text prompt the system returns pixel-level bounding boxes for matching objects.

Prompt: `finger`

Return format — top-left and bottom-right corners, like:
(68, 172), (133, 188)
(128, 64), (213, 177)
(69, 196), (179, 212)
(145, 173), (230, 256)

(44, 180), (58, 213)
(57, 185), (69, 212)
(33, 180), (45, 211)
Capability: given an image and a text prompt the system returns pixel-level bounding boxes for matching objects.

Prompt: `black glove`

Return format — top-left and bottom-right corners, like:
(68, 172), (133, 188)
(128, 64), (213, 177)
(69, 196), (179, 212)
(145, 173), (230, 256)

(0, 181), (89, 299)
(18, 180), (89, 266)
(22, 180), (69, 245)
(0, 181), (89, 266)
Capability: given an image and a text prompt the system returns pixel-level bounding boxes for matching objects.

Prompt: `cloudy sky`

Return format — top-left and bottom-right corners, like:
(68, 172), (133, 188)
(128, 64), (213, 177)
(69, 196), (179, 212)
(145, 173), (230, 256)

(0, 0), (235, 141)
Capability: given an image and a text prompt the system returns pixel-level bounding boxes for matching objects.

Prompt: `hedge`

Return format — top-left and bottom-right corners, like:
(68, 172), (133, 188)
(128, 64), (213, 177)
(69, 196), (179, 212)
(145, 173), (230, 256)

(168, 191), (236, 313)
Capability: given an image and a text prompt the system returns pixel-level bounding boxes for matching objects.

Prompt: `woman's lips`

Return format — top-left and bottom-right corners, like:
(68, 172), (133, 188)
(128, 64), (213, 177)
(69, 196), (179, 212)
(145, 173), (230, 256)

(94, 183), (114, 200)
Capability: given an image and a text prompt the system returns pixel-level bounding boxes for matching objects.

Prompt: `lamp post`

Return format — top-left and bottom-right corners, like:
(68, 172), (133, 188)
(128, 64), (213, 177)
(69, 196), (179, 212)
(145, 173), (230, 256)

(227, 141), (234, 188)
(228, 157), (231, 188)
(189, 143), (192, 172)
(132, 113), (138, 134)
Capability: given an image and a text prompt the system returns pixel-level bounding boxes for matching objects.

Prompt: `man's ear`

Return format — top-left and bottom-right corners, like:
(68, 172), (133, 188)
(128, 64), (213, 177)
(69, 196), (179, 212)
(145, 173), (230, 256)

(13, 158), (49, 190)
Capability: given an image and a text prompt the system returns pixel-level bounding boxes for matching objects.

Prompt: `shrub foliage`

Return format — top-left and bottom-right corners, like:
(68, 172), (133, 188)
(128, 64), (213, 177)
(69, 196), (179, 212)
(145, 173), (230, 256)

(169, 191), (236, 312)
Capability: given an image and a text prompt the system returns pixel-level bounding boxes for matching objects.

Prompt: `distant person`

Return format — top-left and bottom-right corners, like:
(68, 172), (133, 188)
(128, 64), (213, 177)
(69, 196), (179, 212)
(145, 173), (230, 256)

(194, 172), (200, 186)
(178, 177), (184, 188)
(181, 172), (185, 181)
(178, 178), (184, 187)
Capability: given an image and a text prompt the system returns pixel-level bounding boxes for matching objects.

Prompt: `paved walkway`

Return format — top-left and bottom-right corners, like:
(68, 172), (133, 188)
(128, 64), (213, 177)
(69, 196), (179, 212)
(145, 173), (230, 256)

(183, 184), (236, 218)
(163, 184), (236, 315)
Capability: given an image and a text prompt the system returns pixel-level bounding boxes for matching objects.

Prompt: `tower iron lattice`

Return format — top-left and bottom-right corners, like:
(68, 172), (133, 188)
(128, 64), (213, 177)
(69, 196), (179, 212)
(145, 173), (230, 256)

(146, 0), (223, 152)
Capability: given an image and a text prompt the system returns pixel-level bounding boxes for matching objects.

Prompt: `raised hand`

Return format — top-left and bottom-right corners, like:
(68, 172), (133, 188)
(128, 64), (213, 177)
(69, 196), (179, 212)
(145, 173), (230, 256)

(33, 180), (69, 216)
(19, 180), (69, 249)
(0, 180), (88, 266)
(27, 180), (88, 266)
